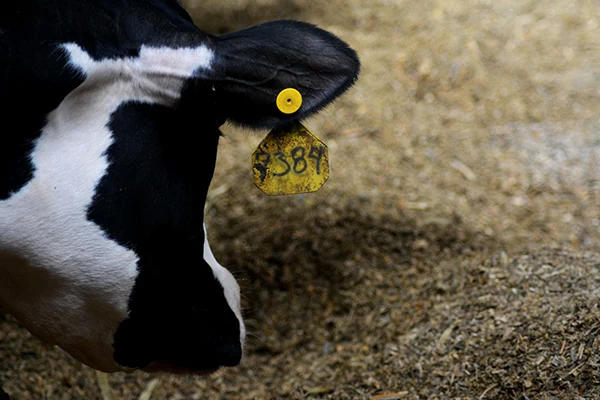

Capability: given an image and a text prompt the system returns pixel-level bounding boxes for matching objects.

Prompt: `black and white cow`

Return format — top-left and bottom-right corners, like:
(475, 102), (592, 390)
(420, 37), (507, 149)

(0, 0), (359, 376)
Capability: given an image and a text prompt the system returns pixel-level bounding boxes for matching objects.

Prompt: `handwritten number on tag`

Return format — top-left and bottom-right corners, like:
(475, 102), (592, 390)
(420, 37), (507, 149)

(260, 145), (325, 178)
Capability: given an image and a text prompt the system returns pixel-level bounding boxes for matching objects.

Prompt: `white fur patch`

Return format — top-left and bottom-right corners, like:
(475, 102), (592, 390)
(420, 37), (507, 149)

(0, 42), (232, 372)
(203, 224), (246, 349)
(63, 44), (214, 105)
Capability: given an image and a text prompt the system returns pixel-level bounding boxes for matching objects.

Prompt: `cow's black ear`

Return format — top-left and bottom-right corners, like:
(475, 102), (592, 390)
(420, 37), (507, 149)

(210, 19), (360, 129)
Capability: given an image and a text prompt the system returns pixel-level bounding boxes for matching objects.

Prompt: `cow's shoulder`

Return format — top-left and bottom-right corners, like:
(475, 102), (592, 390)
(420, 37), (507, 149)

(0, 24), (85, 199)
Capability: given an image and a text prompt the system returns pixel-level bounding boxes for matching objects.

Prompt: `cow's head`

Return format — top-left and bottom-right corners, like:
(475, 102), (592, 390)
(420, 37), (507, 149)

(0, 0), (359, 374)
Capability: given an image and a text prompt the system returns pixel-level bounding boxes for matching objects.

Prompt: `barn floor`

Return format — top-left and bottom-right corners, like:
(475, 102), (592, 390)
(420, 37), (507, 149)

(2, 0), (600, 399)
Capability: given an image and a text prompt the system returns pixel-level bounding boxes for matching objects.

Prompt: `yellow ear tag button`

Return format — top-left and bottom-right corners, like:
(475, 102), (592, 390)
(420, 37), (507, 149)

(276, 88), (303, 114)
(252, 122), (330, 196)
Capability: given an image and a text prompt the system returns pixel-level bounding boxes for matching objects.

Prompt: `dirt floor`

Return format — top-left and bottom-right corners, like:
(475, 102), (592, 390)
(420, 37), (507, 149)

(2, 0), (600, 399)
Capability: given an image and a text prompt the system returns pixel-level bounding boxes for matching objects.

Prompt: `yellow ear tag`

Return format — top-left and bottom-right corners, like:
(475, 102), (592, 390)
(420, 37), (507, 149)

(252, 89), (329, 196)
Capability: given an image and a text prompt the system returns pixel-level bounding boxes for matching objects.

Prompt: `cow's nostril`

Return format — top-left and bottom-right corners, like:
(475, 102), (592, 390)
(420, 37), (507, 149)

(214, 342), (242, 367)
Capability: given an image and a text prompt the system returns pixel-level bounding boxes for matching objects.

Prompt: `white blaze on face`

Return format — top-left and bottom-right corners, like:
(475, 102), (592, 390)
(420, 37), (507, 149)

(203, 224), (246, 349)
(0, 43), (216, 372)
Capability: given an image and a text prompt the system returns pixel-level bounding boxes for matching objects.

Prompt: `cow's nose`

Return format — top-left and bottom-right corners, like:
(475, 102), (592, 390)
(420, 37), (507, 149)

(214, 342), (242, 367)
(142, 340), (242, 373)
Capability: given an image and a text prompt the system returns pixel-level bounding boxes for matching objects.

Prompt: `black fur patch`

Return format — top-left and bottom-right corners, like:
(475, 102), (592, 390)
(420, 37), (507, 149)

(88, 91), (241, 370)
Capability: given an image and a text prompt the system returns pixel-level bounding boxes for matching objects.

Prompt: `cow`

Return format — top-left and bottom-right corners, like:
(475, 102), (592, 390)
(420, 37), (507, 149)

(0, 0), (360, 382)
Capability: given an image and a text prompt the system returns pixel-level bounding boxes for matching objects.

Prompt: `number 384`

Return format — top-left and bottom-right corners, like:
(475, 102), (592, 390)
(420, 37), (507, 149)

(254, 145), (326, 177)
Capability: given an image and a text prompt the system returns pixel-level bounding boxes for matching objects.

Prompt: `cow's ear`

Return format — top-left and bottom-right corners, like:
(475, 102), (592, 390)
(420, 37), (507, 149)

(209, 20), (360, 129)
